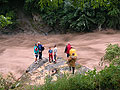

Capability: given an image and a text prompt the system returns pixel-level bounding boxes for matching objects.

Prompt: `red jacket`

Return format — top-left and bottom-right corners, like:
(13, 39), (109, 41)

(66, 44), (71, 54)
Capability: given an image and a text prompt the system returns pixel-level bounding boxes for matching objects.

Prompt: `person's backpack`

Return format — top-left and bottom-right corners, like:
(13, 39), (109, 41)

(42, 46), (44, 51)
(38, 45), (42, 50)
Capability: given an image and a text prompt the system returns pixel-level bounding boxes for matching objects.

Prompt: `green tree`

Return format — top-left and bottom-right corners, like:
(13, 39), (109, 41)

(0, 15), (12, 29)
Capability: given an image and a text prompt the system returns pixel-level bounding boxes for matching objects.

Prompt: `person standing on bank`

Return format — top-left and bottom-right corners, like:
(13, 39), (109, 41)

(37, 42), (44, 59)
(68, 53), (77, 74)
(48, 47), (53, 63)
(53, 45), (57, 63)
(64, 43), (71, 58)
(69, 47), (77, 57)
(34, 44), (39, 63)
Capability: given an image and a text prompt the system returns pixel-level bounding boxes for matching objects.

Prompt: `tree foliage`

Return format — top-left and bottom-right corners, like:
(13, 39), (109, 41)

(0, 15), (12, 29)
(0, 0), (120, 33)
(0, 0), (23, 30)
(24, 0), (120, 33)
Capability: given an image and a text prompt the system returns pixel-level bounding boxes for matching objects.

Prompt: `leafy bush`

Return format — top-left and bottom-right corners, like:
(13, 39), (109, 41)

(0, 0), (25, 30)
(95, 65), (120, 90)
(0, 15), (12, 29)
(104, 44), (120, 65)
(0, 73), (17, 90)
(6, 11), (16, 20)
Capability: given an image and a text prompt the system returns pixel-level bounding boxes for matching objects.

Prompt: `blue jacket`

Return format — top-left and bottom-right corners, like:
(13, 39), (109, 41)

(38, 44), (42, 51)
(48, 49), (53, 53)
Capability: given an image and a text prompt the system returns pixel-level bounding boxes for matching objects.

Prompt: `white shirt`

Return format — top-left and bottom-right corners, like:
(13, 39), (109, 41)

(53, 47), (57, 55)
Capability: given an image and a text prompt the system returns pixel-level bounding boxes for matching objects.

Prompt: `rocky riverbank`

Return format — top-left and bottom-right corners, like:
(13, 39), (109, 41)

(18, 57), (90, 86)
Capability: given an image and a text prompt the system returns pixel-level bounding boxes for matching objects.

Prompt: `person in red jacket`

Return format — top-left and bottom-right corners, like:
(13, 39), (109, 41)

(64, 42), (71, 58)
(48, 47), (53, 63)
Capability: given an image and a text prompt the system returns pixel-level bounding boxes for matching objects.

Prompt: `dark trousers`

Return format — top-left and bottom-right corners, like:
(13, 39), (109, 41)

(54, 54), (57, 62)
(67, 54), (70, 57)
(39, 52), (42, 59)
(69, 66), (75, 74)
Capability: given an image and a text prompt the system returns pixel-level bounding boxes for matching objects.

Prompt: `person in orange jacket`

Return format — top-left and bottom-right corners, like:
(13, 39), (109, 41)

(68, 53), (77, 74)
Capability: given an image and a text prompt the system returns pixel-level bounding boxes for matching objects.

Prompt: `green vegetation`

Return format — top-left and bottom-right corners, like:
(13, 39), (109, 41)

(24, 0), (120, 33)
(0, 15), (12, 29)
(104, 44), (120, 65)
(0, 0), (21, 30)
(0, 0), (120, 33)
(0, 73), (17, 90)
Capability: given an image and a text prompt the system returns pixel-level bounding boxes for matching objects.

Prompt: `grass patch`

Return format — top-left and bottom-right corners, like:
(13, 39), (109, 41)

(76, 64), (82, 69)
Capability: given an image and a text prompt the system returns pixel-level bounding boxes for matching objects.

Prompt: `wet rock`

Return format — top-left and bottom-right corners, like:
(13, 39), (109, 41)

(60, 66), (69, 71)
(76, 66), (90, 75)
(21, 57), (91, 85)
(26, 57), (48, 73)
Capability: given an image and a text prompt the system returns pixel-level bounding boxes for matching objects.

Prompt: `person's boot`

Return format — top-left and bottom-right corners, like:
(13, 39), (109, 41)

(54, 61), (56, 64)
(49, 59), (51, 63)
(69, 66), (71, 71)
(35, 58), (37, 62)
(72, 67), (75, 74)
(35, 58), (38, 64)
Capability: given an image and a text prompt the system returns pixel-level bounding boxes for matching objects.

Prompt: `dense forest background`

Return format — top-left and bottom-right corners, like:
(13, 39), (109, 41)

(0, 0), (120, 34)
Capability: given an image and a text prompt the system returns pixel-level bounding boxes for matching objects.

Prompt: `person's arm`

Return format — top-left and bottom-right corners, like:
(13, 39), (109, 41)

(34, 47), (35, 53)
(37, 49), (39, 53)
(37, 46), (39, 50)
(73, 56), (77, 61)
(64, 46), (67, 53)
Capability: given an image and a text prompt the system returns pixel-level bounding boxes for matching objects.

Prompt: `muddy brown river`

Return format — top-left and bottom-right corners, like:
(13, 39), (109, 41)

(0, 30), (120, 78)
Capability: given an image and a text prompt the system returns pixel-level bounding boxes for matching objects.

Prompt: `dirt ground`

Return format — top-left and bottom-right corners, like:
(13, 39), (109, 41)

(0, 30), (120, 78)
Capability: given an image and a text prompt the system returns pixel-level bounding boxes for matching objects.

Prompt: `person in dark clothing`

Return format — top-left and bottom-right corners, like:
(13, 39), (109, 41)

(37, 42), (44, 59)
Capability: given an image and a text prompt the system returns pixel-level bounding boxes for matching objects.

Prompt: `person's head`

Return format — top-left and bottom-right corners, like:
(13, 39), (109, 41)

(49, 47), (51, 50)
(38, 42), (40, 45)
(54, 45), (56, 48)
(67, 42), (70, 45)
(35, 43), (37, 46)
(72, 53), (75, 56)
